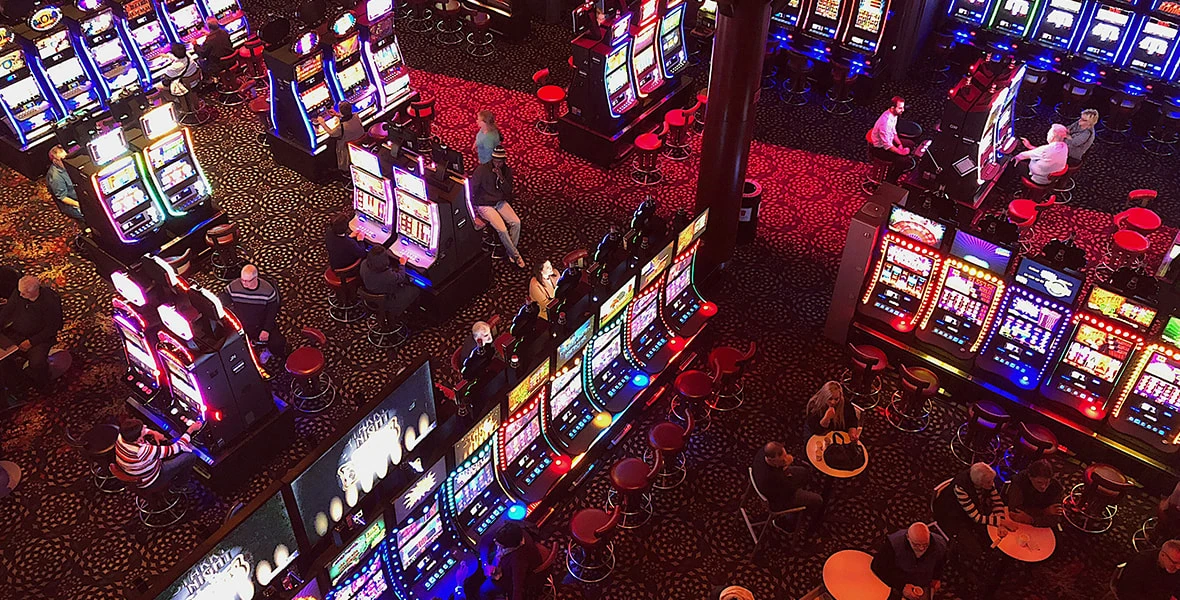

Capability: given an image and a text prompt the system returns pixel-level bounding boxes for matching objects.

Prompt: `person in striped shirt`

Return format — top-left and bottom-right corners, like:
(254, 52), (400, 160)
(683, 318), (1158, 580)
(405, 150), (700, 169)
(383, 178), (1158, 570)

(115, 418), (201, 489)
(932, 462), (1017, 560)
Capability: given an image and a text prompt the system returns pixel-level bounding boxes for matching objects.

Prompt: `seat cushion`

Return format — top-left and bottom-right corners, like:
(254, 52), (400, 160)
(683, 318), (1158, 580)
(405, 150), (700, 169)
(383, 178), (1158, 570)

(83, 424), (119, 456)
(610, 458), (651, 492)
(1113, 229), (1150, 253)
(665, 109), (687, 128)
(570, 508), (611, 545)
(1020, 422), (1057, 449)
(851, 344), (888, 372)
(1008, 199), (1039, 223)
(636, 133), (662, 152)
(285, 347), (325, 377)
(904, 366), (939, 393)
(649, 422), (686, 453)
(972, 400), (1009, 423)
(675, 370), (713, 400)
(324, 267), (343, 289)
(538, 85), (566, 104)
(709, 346), (744, 376)
(1087, 463), (1128, 488)
(1124, 207), (1162, 232)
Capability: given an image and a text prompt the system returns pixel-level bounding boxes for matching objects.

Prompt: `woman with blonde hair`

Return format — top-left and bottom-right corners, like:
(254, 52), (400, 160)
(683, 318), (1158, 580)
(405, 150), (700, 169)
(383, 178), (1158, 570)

(473, 110), (502, 165)
(805, 381), (862, 440)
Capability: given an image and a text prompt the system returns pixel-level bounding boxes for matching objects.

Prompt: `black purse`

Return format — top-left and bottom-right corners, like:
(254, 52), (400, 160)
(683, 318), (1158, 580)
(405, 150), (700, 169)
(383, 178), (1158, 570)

(823, 432), (865, 471)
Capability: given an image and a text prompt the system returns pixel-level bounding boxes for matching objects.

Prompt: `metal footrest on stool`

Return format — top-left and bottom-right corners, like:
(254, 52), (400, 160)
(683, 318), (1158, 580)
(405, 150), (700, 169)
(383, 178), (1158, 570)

(949, 423), (1002, 466)
(1133, 517), (1158, 552)
(1063, 482), (1118, 534)
(566, 539), (615, 583)
(292, 373), (337, 414)
(663, 144), (691, 161)
(670, 396), (711, 431)
(328, 294), (367, 324)
(707, 384), (743, 412)
(466, 33), (495, 59)
(644, 448), (686, 490)
(406, 11), (434, 33)
(840, 368), (884, 410)
(210, 249), (242, 282)
(136, 488), (186, 528)
(885, 391), (933, 433)
(631, 165), (662, 186)
(368, 320), (409, 349)
(605, 487), (654, 529)
(92, 463), (125, 494)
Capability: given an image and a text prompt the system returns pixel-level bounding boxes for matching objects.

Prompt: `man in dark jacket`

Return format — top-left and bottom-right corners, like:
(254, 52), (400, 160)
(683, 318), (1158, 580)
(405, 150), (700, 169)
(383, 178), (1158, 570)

(479, 522), (542, 600)
(359, 247), (418, 317)
(326, 212), (368, 271)
(1115, 540), (1180, 600)
(871, 523), (947, 600)
(0, 275), (63, 387)
(219, 264), (286, 360)
(197, 17), (233, 74)
(470, 146), (524, 268)
(751, 441), (824, 534)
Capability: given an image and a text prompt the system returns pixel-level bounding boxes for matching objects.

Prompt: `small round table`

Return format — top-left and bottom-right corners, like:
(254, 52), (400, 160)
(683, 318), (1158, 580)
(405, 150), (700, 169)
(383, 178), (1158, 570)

(823, 550), (891, 600)
(0, 460), (22, 499)
(987, 522), (1056, 562)
(807, 433), (869, 478)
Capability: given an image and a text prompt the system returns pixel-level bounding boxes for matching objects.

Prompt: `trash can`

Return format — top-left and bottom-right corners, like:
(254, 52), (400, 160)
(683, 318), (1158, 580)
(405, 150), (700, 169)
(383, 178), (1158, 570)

(738, 179), (762, 245)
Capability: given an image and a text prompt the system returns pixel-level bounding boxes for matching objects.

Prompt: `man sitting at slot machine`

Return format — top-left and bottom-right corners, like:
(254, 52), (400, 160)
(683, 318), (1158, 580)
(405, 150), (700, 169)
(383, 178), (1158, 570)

(471, 146), (526, 269)
(461, 320), (497, 362)
(219, 265), (286, 361)
(360, 247), (419, 319)
(868, 96), (913, 184)
(478, 522), (543, 600)
(115, 417), (202, 489)
(46, 146), (82, 221)
(196, 17), (233, 75)
(0, 276), (63, 389)
(159, 44), (201, 105)
(1006, 459), (1064, 527)
(1012, 123), (1069, 186)
(326, 212), (369, 271)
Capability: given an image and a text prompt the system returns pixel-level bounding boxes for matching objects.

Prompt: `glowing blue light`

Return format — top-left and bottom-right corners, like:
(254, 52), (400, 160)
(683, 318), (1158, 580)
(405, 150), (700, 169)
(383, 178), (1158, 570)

(507, 503), (527, 520)
(632, 373), (650, 387)
(1020, 375), (1030, 386)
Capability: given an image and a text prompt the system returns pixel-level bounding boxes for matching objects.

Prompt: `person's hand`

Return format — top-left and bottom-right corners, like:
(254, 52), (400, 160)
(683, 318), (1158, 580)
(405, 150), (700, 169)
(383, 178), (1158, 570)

(18, 340), (30, 351)
(1001, 516), (1019, 532)
(900, 146), (911, 156)
(1047, 503), (1064, 517)
(1021, 137), (1034, 150)
(903, 584), (924, 599)
(350, 229), (364, 240)
(399, 255), (408, 266)
(824, 406), (837, 421)
(146, 429), (167, 443)
(1009, 509), (1034, 525)
(258, 330), (270, 342)
(849, 428), (860, 442)
(186, 420), (203, 435)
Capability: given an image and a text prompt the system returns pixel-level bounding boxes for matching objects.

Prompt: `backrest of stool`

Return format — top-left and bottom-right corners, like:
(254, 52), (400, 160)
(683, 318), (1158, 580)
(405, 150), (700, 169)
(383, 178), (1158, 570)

(410, 98), (435, 119)
(302, 327), (327, 346)
(532, 68), (549, 86)
(357, 287), (386, 310)
(337, 258), (363, 280)
(900, 365), (932, 395)
(534, 542), (558, 572)
(563, 249), (590, 269)
(597, 506), (622, 538)
(1129, 189), (1157, 207)
(848, 343), (880, 371)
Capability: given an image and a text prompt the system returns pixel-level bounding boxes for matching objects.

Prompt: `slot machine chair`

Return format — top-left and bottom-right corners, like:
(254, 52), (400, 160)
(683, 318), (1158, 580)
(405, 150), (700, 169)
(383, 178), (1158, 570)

(824, 59), (858, 116)
(1018, 166), (1067, 204)
(927, 30), (955, 86)
(605, 453), (662, 529)
(738, 466), (808, 558)
(466, 12), (495, 59)
(1055, 75), (1096, 122)
(206, 223), (246, 282)
(532, 69), (567, 136)
(239, 37), (269, 84)
(405, 0), (435, 33)
(885, 365), (939, 433)
(64, 423), (124, 494)
(1063, 463), (1133, 534)
(687, 24), (713, 67)
(435, 1), (465, 46)
(285, 327), (337, 413)
(1115, 207), (1162, 236)
(1101, 90), (1145, 145)
(356, 288), (410, 348)
(1007, 196), (1055, 253)
(1095, 229), (1151, 276)
(707, 341), (754, 412)
(1017, 66), (1050, 121)
(407, 97), (437, 148)
(177, 70), (214, 127)
(1144, 100), (1180, 157)
(109, 462), (187, 528)
(780, 49), (813, 106)
(949, 400), (1011, 466)
(1053, 158), (1081, 204)
(645, 410), (694, 490)
(1127, 188), (1157, 209)
(762, 43), (782, 91)
(998, 422), (1057, 481)
(662, 108), (694, 161)
(631, 131), (664, 185)
(670, 368), (718, 431)
(324, 260), (368, 323)
(862, 146), (892, 195)
(691, 92), (707, 135)
(211, 50), (247, 107)
(841, 343), (889, 410)
(472, 213), (507, 258)
(566, 505), (622, 583)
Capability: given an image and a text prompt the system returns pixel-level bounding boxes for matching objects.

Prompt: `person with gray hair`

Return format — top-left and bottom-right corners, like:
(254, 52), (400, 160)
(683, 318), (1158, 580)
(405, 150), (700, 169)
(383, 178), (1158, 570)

(0, 275), (63, 388)
(1066, 108), (1099, 161)
(871, 522), (948, 600)
(1014, 123), (1070, 185)
(932, 462), (1016, 559)
(1115, 539), (1180, 600)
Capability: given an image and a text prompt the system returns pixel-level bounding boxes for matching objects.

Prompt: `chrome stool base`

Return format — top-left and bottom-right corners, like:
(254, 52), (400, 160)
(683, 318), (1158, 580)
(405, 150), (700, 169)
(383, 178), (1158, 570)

(840, 369), (884, 410)
(885, 391), (933, 433)
(1063, 482), (1118, 534)
(292, 373), (336, 414)
(949, 423), (1002, 466)
(605, 487), (654, 529)
(566, 539), (615, 583)
(644, 448), (687, 490)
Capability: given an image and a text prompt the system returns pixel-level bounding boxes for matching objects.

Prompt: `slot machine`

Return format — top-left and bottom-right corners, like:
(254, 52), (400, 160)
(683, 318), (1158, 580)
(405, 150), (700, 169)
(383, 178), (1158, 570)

(1028, 0), (1090, 66)
(543, 316), (612, 456)
(197, 0), (249, 47)
(15, 5), (103, 117)
(663, 209), (715, 338)
(914, 230), (1010, 360)
(387, 458), (474, 600)
(326, 11), (380, 123)
(129, 102), (212, 220)
(68, 126), (168, 254)
(859, 205), (948, 332)
(947, 0), (998, 28)
(838, 0), (891, 63)
(567, 14), (639, 132)
(110, 270), (164, 402)
(444, 405), (518, 547)
(627, 240), (680, 373)
(977, 257), (1084, 389)
(985, 0), (1044, 40)
(387, 165), (479, 286)
(157, 0), (206, 45)
(265, 30), (338, 157)
(1120, 2), (1180, 82)
(0, 28), (60, 153)
(657, 0), (688, 78)
(1108, 316), (1180, 452)
(348, 143), (395, 245)
(1072, 3), (1138, 70)
(800, 0), (852, 56)
(357, 0), (412, 114)
(496, 361), (568, 503)
(64, 0), (149, 102)
(111, 0), (172, 80)
(772, 0), (805, 30)
(585, 277), (651, 414)
(630, 0), (664, 97)
(325, 531), (394, 600)
(1041, 284), (1155, 420)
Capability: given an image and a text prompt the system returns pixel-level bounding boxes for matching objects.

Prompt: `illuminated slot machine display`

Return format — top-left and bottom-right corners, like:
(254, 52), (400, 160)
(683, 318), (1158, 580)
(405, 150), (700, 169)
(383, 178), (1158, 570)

(543, 316), (612, 456)
(15, 5), (103, 117)
(567, 14), (638, 133)
(801, 0), (852, 53)
(71, 127), (167, 248)
(1041, 284), (1155, 420)
(266, 31), (338, 156)
(325, 516), (387, 593)
(113, 0), (172, 79)
(348, 143), (394, 245)
(443, 404), (517, 547)
(327, 11), (380, 122)
(630, 0), (664, 96)
(157, 0), (206, 44)
(772, 0), (805, 29)
(914, 231), (1010, 360)
(663, 209), (715, 338)
(1120, 3), (1180, 81)
(64, 0), (149, 101)
(657, 0), (688, 77)
(977, 257), (1083, 389)
(1073, 3), (1138, 66)
(986, 0), (1044, 39)
(388, 458), (473, 599)
(198, 0), (250, 47)
(859, 206), (948, 332)
(1107, 317), (1180, 451)
(947, 0), (997, 27)
(627, 240), (679, 373)
(389, 167), (441, 270)
(976, 63), (1024, 187)
(358, 0), (411, 114)
(0, 30), (60, 151)
(838, 0), (891, 59)
(496, 361), (568, 502)
(585, 277), (651, 414)
(606, 16), (639, 118)
(132, 102), (211, 217)
(1029, 0), (1088, 57)
(111, 290), (163, 402)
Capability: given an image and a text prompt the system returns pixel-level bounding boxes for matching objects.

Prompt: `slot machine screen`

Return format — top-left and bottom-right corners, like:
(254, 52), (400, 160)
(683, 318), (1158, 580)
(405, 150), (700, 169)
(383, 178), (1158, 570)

(665, 255), (692, 305)
(373, 44), (401, 71)
(641, 241), (675, 290)
(132, 22), (165, 48)
(991, 293), (1066, 365)
(950, 231), (1012, 273)
(1033, 0), (1085, 50)
(338, 62), (367, 90)
(98, 160), (136, 195)
(327, 551), (387, 600)
(396, 500), (443, 566)
(149, 134), (187, 166)
(1085, 287), (1157, 329)
(504, 405), (542, 464)
(353, 170), (387, 220)
(327, 516), (386, 585)
(303, 84), (332, 110)
(1126, 17), (1180, 78)
(117, 322), (158, 374)
(395, 189), (434, 248)
(661, 7), (683, 34)
(393, 167), (427, 198)
(989, 0), (1039, 37)
(772, 0), (803, 26)
(36, 31), (71, 59)
(592, 327), (623, 377)
(1164, 316), (1180, 345)
(948, 0), (991, 24)
(454, 405), (501, 464)
(509, 361), (550, 414)
(888, 205), (946, 247)
(1063, 322), (1135, 381)
(350, 143), (382, 174)
(296, 58), (324, 81)
(557, 317), (595, 369)
(1013, 258), (1082, 304)
(82, 12), (115, 36)
(848, 0), (886, 51)
(109, 186), (146, 218)
(47, 61), (85, 87)
(931, 264), (998, 324)
(1077, 4), (1134, 64)
(0, 50), (26, 79)
(806, 0), (845, 38)
(606, 66), (630, 95)
(337, 34), (361, 56)
(0, 79), (39, 109)
(1129, 351), (1180, 411)
(394, 456), (446, 523)
(453, 460), (495, 513)
(629, 289), (660, 343)
(635, 47), (656, 73)
(550, 360), (583, 416)
(158, 161), (195, 188)
(161, 352), (202, 410)
(599, 277), (636, 325)
(676, 208), (709, 251)
(368, 0), (396, 20)
(207, 0), (238, 14)
(174, 4), (202, 29)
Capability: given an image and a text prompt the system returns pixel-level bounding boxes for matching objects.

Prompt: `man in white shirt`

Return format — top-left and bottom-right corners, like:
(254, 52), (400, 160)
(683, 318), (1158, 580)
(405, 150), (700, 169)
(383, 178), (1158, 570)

(867, 96), (912, 184)
(1013, 123), (1069, 185)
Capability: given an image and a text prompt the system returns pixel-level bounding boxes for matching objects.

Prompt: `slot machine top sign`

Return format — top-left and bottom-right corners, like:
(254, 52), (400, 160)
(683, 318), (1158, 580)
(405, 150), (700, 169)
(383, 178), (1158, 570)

(332, 12), (358, 36)
(888, 205), (947, 247)
(77, 0), (103, 10)
(29, 7), (63, 31)
(293, 31), (320, 56)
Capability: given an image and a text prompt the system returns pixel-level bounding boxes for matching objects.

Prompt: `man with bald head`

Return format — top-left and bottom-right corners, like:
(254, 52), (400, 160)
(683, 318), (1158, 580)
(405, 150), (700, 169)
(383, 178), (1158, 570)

(220, 264), (285, 360)
(0, 275), (62, 387)
(750, 441), (825, 535)
(872, 523), (947, 599)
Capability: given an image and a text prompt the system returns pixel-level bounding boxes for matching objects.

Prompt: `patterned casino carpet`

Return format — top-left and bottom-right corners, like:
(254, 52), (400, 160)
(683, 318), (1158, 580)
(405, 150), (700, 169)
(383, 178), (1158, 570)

(1, 13), (1179, 600)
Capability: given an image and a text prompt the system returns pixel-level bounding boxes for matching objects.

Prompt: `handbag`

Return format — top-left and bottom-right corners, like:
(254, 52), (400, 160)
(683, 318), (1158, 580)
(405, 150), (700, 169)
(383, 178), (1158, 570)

(822, 431), (865, 471)
(170, 78), (189, 97)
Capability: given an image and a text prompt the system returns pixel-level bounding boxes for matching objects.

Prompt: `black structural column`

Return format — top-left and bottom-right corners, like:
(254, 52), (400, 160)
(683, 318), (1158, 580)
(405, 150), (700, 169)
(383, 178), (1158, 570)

(694, 0), (772, 276)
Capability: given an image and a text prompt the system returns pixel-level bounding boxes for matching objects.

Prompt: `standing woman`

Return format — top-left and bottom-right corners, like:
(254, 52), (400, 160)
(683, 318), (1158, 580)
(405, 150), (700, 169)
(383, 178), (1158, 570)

(473, 110), (502, 165)
(805, 381), (862, 440)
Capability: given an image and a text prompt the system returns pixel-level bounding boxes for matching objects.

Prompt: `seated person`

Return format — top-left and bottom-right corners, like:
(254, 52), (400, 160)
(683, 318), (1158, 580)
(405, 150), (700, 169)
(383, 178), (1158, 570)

(219, 264), (286, 360)
(197, 17), (233, 74)
(325, 212), (368, 271)
(1066, 108), (1098, 163)
(0, 275), (63, 388)
(461, 320), (496, 361)
(528, 260), (560, 320)
(1006, 459), (1064, 527)
(1115, 540), (1180, 600)
(871, 523), (947, 600)
(1156, 482), (1180, 542)
(359, 247), (418, 318)
(804, 381), (861, 440)
(46, 146), (82, 221)
(932, 462), (1016, 560)
(471, 146), (525, 268)
(1012, 124), (1069, 185)
(115, 417), (202, 489)
(751, 441), (824, 534)
(867, 96), (912, 184)
(0, 266), (19, 301)
(158, 43), (200, 104)
(479, 522), (543, 600)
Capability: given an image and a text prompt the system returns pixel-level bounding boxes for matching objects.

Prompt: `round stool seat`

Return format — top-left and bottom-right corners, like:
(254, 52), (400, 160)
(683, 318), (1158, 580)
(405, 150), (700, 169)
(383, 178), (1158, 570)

(897, 120), (922, 141)
(1008, 199), (1039, 222)
(1123, 207), (1162, 233)
(248, 97), (269, 114)
(972, 400), (1009, 423)
(206, 223), (237, 246)
(1020, 422), (1057, 450)
(285, 347), (325, 378)
(82, 425), (119, 457)
(1086, 463), (1129, 488)
(610, 458), (651, 492)
(649, 422), (686, 454)
(709, 346), (745, 376)
(636, 133), (662, 152)
(538, 85), (565, 103)
(906, 367), (939, 395)
(473, 12), (490, 28)
(324, 267), (344, 289)
(1113, 229), (1150, 253)
(665, 109), (687, 128)
(851, 344), (889, 372)
(368, 122), (389, 140)
(570, 508), (613, 546)
(697, 92), (707, 105)
(675, 370), (713, 399)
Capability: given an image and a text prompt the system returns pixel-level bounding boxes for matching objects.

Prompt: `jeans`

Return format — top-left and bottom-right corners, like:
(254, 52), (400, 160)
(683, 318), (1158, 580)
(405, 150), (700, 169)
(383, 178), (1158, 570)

(1, 342), (52, 388)
(146, 451), (200, 492)
(870, 145), (914, 184)
(477, 202), (522, 261)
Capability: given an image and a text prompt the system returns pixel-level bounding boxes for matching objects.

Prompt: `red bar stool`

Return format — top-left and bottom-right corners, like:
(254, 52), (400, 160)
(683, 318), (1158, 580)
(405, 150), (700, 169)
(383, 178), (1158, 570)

(950, 400), (1011, 465)
(645, 410), (694, 490)
(367, 121), (389, 142)
(1064, 463), (1134, 534)
(662, 109), (693, 161)
(206, 223), (244, 282)
(1128, 188), (1158, 209)
(466, 12), (495, 59)
(886, 365), (938, 433)
(238, 37), (267, 83)
(823, 58), (858, 116)
(1018, 168), (1064, 204)
(532, 68), (566, 136)
(670, 369), (716, 431)
(213, 50), (247, 106)
(862, 142), (891, 195)
(406, 0), (434, 33)
(566, 505), (621, 583)
(1116, 206), (1162, 236)
(1095, 229), (1151, 275)
(434, 0), (465, 46)
(109, 463), (187, 528)
(707, 341), (755, 412)
(1007, 196), (1053, 254)
(692, 91), (707, 135)
(605, 453), (662, 529)
(998, 422), (1057, 480)
(407, 97), (436, 146)
(324, 259), (367, 323)
(842, 343), (889, 410)
(285, 327), (337, 413)
(631, 132), (663, 186)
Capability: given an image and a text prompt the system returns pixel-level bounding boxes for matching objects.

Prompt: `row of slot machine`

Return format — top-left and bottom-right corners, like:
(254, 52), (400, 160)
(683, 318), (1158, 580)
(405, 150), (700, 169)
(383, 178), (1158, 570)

(264, 0), (412, 179)
(946, 0), (1180, 92)
(769, 0), (892, 74)
(136, 212), (715, 600)
(0, 0), (247, 169)
(859, 203), (1180, 456)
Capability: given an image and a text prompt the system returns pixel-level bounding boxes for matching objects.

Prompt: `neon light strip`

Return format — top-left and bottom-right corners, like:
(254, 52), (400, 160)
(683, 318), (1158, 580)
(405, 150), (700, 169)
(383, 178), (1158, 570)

(116, 15), (154, 87)
(292, 80), (317, 149)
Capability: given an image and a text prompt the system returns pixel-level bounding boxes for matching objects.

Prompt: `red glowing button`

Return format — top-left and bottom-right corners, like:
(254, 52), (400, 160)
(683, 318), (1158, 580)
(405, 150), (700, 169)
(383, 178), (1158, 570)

(553, 457), (571, 474)
(668, 337), (686, 352)
(700, 302), (718, 317)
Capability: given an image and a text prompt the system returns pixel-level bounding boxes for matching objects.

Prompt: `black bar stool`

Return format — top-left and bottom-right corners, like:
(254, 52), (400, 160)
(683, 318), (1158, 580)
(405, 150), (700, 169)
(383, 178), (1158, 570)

(1143, 102), (1180, 157)
(1016, 65), (1049, 120)
(1055, 75), (1095, 121)
(1101, 90), (1144, 145)
(950, 400), (1011, 465)
(405, 0), (434, 33)
(1064, 463), (1134, 534)
(466, 12), (495, 59)
(823, 59), (857, 116)
(780, 49), (812, 106)
(206, 223), (244, 282)
(434, 0), (465, 46)
(66, 424), (124, 494)
(886, 365), (938, 433)
(998, 422), (1057, 480)
(605, 454), (662, 529)
(324, 260), (367, 323)
(357, 288), (410, 348)
(109, 463), (187, 528)
(842, 343), (888, 410)
(645, 411), (694, 490)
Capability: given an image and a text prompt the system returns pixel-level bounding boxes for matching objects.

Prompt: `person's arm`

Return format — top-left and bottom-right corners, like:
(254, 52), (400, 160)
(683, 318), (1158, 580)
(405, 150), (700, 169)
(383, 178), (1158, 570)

(26, 290), (62, 346)
(507, 556), (529, 600)
(47, 171), (74, 201)
(870, 537), (905, 590)
(1006, 480), (1026, 512)
(955, 484), (1003, 526)
(218, 287), (234, 311)
(819, 406), (836, 428)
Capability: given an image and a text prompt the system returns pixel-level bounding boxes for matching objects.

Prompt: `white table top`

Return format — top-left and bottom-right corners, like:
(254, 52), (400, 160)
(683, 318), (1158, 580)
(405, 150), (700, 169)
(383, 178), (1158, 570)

(0, 333), (17, 361)
(807, 433), (868, 478)
(987, 522), (1056, 562)
(823, 549), (892, 600)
